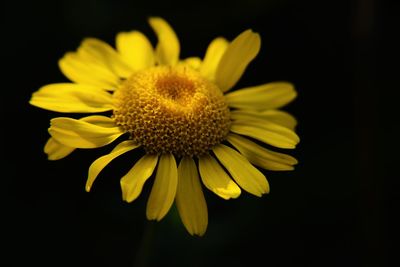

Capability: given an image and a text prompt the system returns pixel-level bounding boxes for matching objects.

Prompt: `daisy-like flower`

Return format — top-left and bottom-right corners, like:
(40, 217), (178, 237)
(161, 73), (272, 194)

(30, 17), (299, 236)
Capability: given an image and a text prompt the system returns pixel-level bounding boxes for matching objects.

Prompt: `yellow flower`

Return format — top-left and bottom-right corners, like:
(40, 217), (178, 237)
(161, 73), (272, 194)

(30, 17), (299, 236)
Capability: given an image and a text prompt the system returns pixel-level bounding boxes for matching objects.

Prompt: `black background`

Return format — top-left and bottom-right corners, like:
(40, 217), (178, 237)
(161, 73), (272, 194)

(2, 0), (398, 266)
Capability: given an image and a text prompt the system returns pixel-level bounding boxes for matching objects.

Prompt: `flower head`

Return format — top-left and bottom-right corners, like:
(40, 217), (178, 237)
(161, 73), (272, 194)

(30, 17), (299, 236)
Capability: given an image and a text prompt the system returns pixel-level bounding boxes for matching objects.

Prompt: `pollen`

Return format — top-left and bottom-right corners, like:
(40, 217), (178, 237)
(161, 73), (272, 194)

(112, 66), (231, 157)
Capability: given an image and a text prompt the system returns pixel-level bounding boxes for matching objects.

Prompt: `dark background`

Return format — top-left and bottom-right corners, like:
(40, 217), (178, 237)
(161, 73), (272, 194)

(2, 0), (397, 266)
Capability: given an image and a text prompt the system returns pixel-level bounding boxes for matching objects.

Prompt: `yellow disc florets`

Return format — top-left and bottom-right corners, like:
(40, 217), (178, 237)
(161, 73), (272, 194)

(112, 66), (231, 157)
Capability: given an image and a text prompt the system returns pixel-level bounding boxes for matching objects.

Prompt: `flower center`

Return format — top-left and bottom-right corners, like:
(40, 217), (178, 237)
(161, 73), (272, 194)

(112, 66), (231, 157)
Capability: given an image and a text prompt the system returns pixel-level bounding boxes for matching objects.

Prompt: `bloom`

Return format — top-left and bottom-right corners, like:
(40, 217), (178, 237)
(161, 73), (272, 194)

(30, 17), (299, 236)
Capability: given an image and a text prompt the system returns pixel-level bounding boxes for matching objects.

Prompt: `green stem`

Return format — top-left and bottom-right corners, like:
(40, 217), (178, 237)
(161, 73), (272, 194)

(133, 221), (156, 267)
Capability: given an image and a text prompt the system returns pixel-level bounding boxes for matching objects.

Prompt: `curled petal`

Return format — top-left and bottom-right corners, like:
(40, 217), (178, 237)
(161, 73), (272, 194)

(86, 140), (139, 192)
(49, 116), (124, 149)
(44, 137), (75, 160)
(148, 17), (180, 66)
(120, 154), (159, 203)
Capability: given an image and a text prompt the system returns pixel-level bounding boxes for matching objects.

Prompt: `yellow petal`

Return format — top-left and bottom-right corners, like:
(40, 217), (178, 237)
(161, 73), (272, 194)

(176, 157), (208, 236)
(146, 153), (178, 221)
(227, 133), (298, 171)
(198, 153), (241, 200)
(230, 119), (300, 149)
(78, 38), (133, 78)
(44, 137), (75, 160)
(225, 82), (297, 110)
(86, 140), (139, 192)
(212, 144), (269, 197)
(215, 30), (261, 92)
(30, 83), (114, 113)
(183, 57), (202, 70)
(80, 115), (118, 127)
(230, 109), (297, 130)
(261, 110), (297, 130)
(200, 37), (229, 80)
(120, 154), (159, 202)
(116, 31), (155, 71)
(59, 52), (120, 90)
(148, 17), (180, 66)
(49, 116), (124, 149)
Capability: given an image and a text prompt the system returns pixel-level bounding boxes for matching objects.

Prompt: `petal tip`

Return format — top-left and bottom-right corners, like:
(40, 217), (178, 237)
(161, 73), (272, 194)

(85, 184), (91, 192)
(47, 155), (59, 161)
(148, 16), (163, 26)
(146, 213), (161, 222)
(191, 229), (207, 237)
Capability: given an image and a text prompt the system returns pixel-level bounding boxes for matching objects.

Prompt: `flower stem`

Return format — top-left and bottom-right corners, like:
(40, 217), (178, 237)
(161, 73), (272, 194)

(133, 221), (156, 267)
